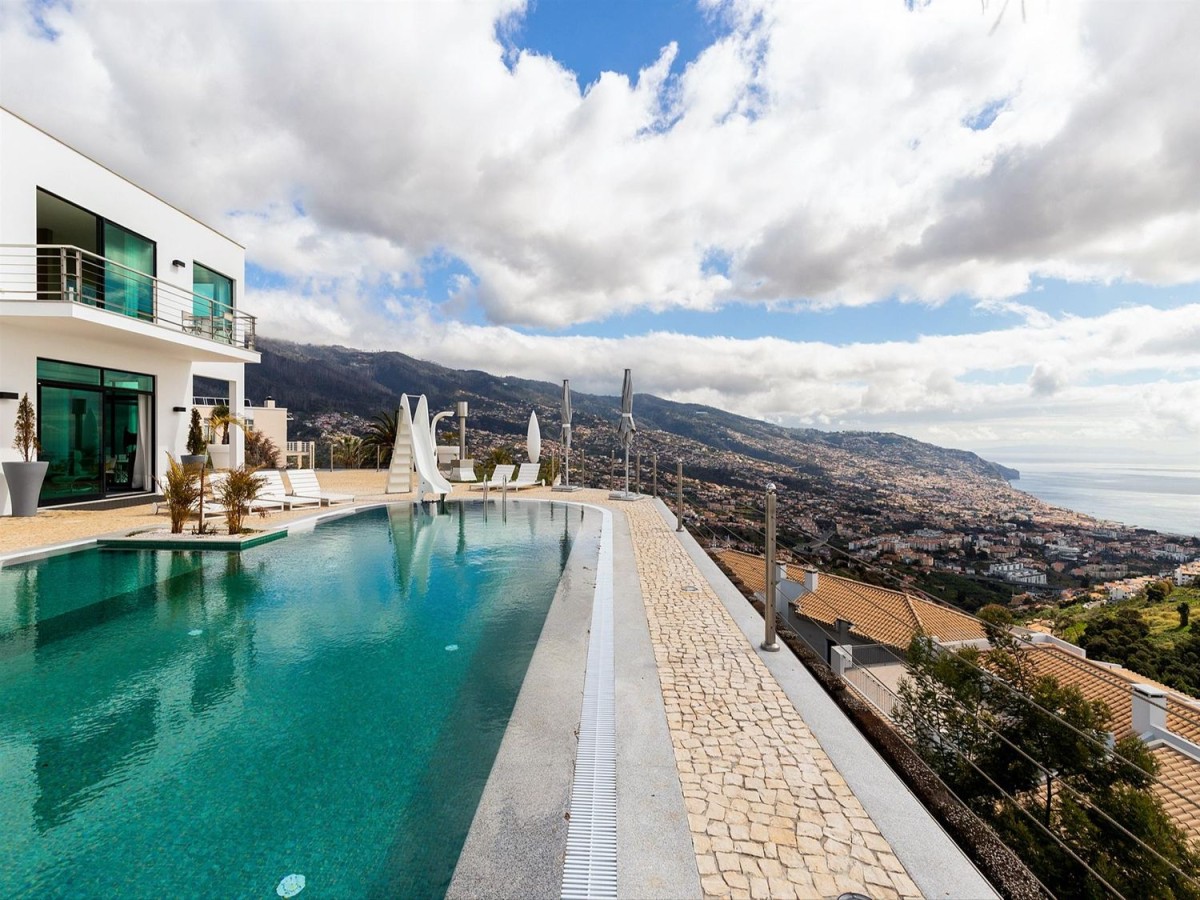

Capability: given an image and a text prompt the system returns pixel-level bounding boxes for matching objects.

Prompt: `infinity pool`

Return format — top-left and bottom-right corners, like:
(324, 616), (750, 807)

(0, 501), (591, 898)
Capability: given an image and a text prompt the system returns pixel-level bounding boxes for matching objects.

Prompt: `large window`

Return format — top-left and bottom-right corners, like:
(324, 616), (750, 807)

(36, 188), (157, 320)
(36, 359), (155, 505)
(193, 263), (233, 318)
(103, 222), (155, 320)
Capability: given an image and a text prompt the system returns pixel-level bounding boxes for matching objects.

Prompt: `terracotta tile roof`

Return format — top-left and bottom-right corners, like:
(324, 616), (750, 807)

(1019, 645), (1200, 745)
(713, 549), (985, 649)
(1150, 746), (1200, 840)
(1019, 645), (1200, 841)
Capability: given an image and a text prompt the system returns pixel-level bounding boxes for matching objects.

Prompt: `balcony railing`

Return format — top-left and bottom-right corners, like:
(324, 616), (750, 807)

(0, 244), (255, 350)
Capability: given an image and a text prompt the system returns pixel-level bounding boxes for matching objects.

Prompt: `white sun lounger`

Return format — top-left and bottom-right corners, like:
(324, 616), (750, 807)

(152, 475), (225, 518)
(257, 469), (321, 509)
(207, 471), (289, 513)
(507, 462), (544, 490)
(468, 464), (516, 491)
(287, 468), (355, 505)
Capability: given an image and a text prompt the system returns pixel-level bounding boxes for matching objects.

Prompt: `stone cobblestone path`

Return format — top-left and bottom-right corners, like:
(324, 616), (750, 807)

(617, 495), (922, 900)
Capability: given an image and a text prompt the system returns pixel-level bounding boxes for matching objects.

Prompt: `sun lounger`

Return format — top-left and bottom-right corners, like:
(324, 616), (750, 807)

(469, 464), (517, 491)
(152, 475), (224, 518)
(507, 462), (544, 490)
(206, 471), (289, 513)
(287, 468), (355, 505)
(257, 469), (321, 509)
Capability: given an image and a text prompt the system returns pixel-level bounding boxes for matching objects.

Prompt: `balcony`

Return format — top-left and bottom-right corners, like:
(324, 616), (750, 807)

(0, 244), (255, 350)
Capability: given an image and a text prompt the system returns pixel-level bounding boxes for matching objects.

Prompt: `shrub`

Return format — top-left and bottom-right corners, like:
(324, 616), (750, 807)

(186, 409), (206, 456)
(244, 429), (281, 468)
(161, 454), (201, 534)
(213, 465), (266, 534)
(12, 393), (40, 462)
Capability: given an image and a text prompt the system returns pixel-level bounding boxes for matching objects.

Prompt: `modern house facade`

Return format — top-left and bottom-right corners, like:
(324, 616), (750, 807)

(0, 107), (258, 512)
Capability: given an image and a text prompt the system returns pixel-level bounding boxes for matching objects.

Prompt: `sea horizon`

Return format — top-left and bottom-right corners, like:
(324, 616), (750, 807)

(1003, 459), (1199, 538)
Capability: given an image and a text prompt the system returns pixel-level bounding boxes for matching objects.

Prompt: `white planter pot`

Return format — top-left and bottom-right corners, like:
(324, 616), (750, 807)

(207, 445), (231, 470)
(2, 460), (49, 517)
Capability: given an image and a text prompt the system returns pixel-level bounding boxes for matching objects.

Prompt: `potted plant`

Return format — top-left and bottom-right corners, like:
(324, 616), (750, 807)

(3, 393), (49, 517)
(206, 403), (243, 470)
(182, 408), (207, 469)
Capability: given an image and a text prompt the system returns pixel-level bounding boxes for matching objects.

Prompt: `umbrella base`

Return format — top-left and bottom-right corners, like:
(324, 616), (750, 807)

(607, 490), (643, 501)
(552, 484), (584, 492)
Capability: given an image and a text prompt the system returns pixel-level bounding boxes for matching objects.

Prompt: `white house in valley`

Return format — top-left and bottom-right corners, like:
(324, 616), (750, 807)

(0, 106), (259, 512)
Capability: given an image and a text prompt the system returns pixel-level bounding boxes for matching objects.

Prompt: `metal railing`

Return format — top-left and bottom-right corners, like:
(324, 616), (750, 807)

(843, 664), (901, 719)
(0, 244), (255, 350)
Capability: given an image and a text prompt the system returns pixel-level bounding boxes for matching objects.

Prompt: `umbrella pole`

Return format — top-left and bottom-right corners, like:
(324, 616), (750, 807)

(624, 445), (630, 496)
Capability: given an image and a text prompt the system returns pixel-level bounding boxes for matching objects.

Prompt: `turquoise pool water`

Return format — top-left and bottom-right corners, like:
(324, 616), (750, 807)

(0, 501), (589, 898)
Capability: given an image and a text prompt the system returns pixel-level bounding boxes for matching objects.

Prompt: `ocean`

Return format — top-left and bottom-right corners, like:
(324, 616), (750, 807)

(1005, 461), (1200, 537)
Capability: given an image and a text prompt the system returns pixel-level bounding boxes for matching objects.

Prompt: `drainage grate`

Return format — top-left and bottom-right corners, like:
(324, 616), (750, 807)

(561, 515), (618, 900)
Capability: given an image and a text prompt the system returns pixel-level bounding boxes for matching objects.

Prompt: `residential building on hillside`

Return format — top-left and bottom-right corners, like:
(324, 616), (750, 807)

(719, 546), (1200, 843)
(0, 107), (258, 512)
(714, 548), (987, 659)
(193, 394), (314, 468)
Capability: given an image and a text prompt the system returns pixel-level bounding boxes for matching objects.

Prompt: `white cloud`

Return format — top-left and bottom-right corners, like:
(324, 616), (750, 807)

(4, 0), (1200, 327)
(2, 0), (1199, 458)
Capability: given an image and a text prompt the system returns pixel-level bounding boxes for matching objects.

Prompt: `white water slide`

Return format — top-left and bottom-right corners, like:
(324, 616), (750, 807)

(408, 394), (453, 500)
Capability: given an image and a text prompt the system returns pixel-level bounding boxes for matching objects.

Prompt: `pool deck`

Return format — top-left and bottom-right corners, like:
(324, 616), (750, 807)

(0, 473), (996, 899)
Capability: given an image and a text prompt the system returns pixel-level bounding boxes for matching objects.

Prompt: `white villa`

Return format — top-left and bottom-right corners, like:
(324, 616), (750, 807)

(0, 107), (258, 512)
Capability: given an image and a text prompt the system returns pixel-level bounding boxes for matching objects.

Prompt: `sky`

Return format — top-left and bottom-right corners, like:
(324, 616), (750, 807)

(2, 0), (1199, 465)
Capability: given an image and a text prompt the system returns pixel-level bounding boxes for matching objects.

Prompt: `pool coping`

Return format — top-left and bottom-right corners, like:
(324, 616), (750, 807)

(447, 499), (602, 899)
(448, 498), (701, 900)
(0, 501), (387, 568)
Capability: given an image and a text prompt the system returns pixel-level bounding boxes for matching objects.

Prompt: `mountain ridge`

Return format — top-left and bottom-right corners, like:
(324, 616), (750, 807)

(228, 336), (1019, 483)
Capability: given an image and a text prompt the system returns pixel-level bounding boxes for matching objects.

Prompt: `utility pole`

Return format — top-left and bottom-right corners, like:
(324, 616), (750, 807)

(762, 483), (780, 652)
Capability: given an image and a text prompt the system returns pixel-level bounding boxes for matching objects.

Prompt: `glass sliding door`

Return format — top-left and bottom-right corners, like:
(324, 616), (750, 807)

(103, 222), (155, 320)
(36, 360), (155, 506)
(38, 386), (103, 503)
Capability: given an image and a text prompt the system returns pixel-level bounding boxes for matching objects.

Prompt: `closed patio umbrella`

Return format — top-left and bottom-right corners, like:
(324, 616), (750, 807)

(527, 410), (541, 464)
(618, 368), (636, 496)
(561, 379), (572, 487)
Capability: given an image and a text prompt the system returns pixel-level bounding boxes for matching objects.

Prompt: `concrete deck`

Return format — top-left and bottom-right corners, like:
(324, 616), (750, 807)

(0, 472), (998, 899)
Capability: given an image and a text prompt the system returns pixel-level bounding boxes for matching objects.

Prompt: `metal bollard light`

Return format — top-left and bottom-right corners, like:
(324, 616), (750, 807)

(762, 483), (780, 652)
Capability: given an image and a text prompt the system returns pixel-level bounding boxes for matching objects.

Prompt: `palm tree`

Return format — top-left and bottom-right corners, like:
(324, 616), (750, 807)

(363, 409), (398, 465)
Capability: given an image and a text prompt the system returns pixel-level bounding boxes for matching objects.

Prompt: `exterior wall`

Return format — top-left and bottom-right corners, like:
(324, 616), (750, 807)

(0, 108), (244, 299)
(197, 400), (286, 464)
(0, 322), (198, 512)
(0, 107), (254, 505)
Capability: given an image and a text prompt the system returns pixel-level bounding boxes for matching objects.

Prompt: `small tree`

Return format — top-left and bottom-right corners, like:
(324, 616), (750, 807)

(244, 428), (281, 468)
(209, 404), (245, 446)
(12, 393), (40, 462)
(213, 465), (266, 534)
(1179, 601), (1191, 629)
(161, 454), (201, 534)
(186, 409), (206, 457)
(331, 433), (366, 468)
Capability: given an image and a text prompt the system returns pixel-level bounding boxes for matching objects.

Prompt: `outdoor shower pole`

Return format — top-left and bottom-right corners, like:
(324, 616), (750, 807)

(456, 401), (469, 461)
(762, 483), (780, 652)
(676, 460), (684, 532)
